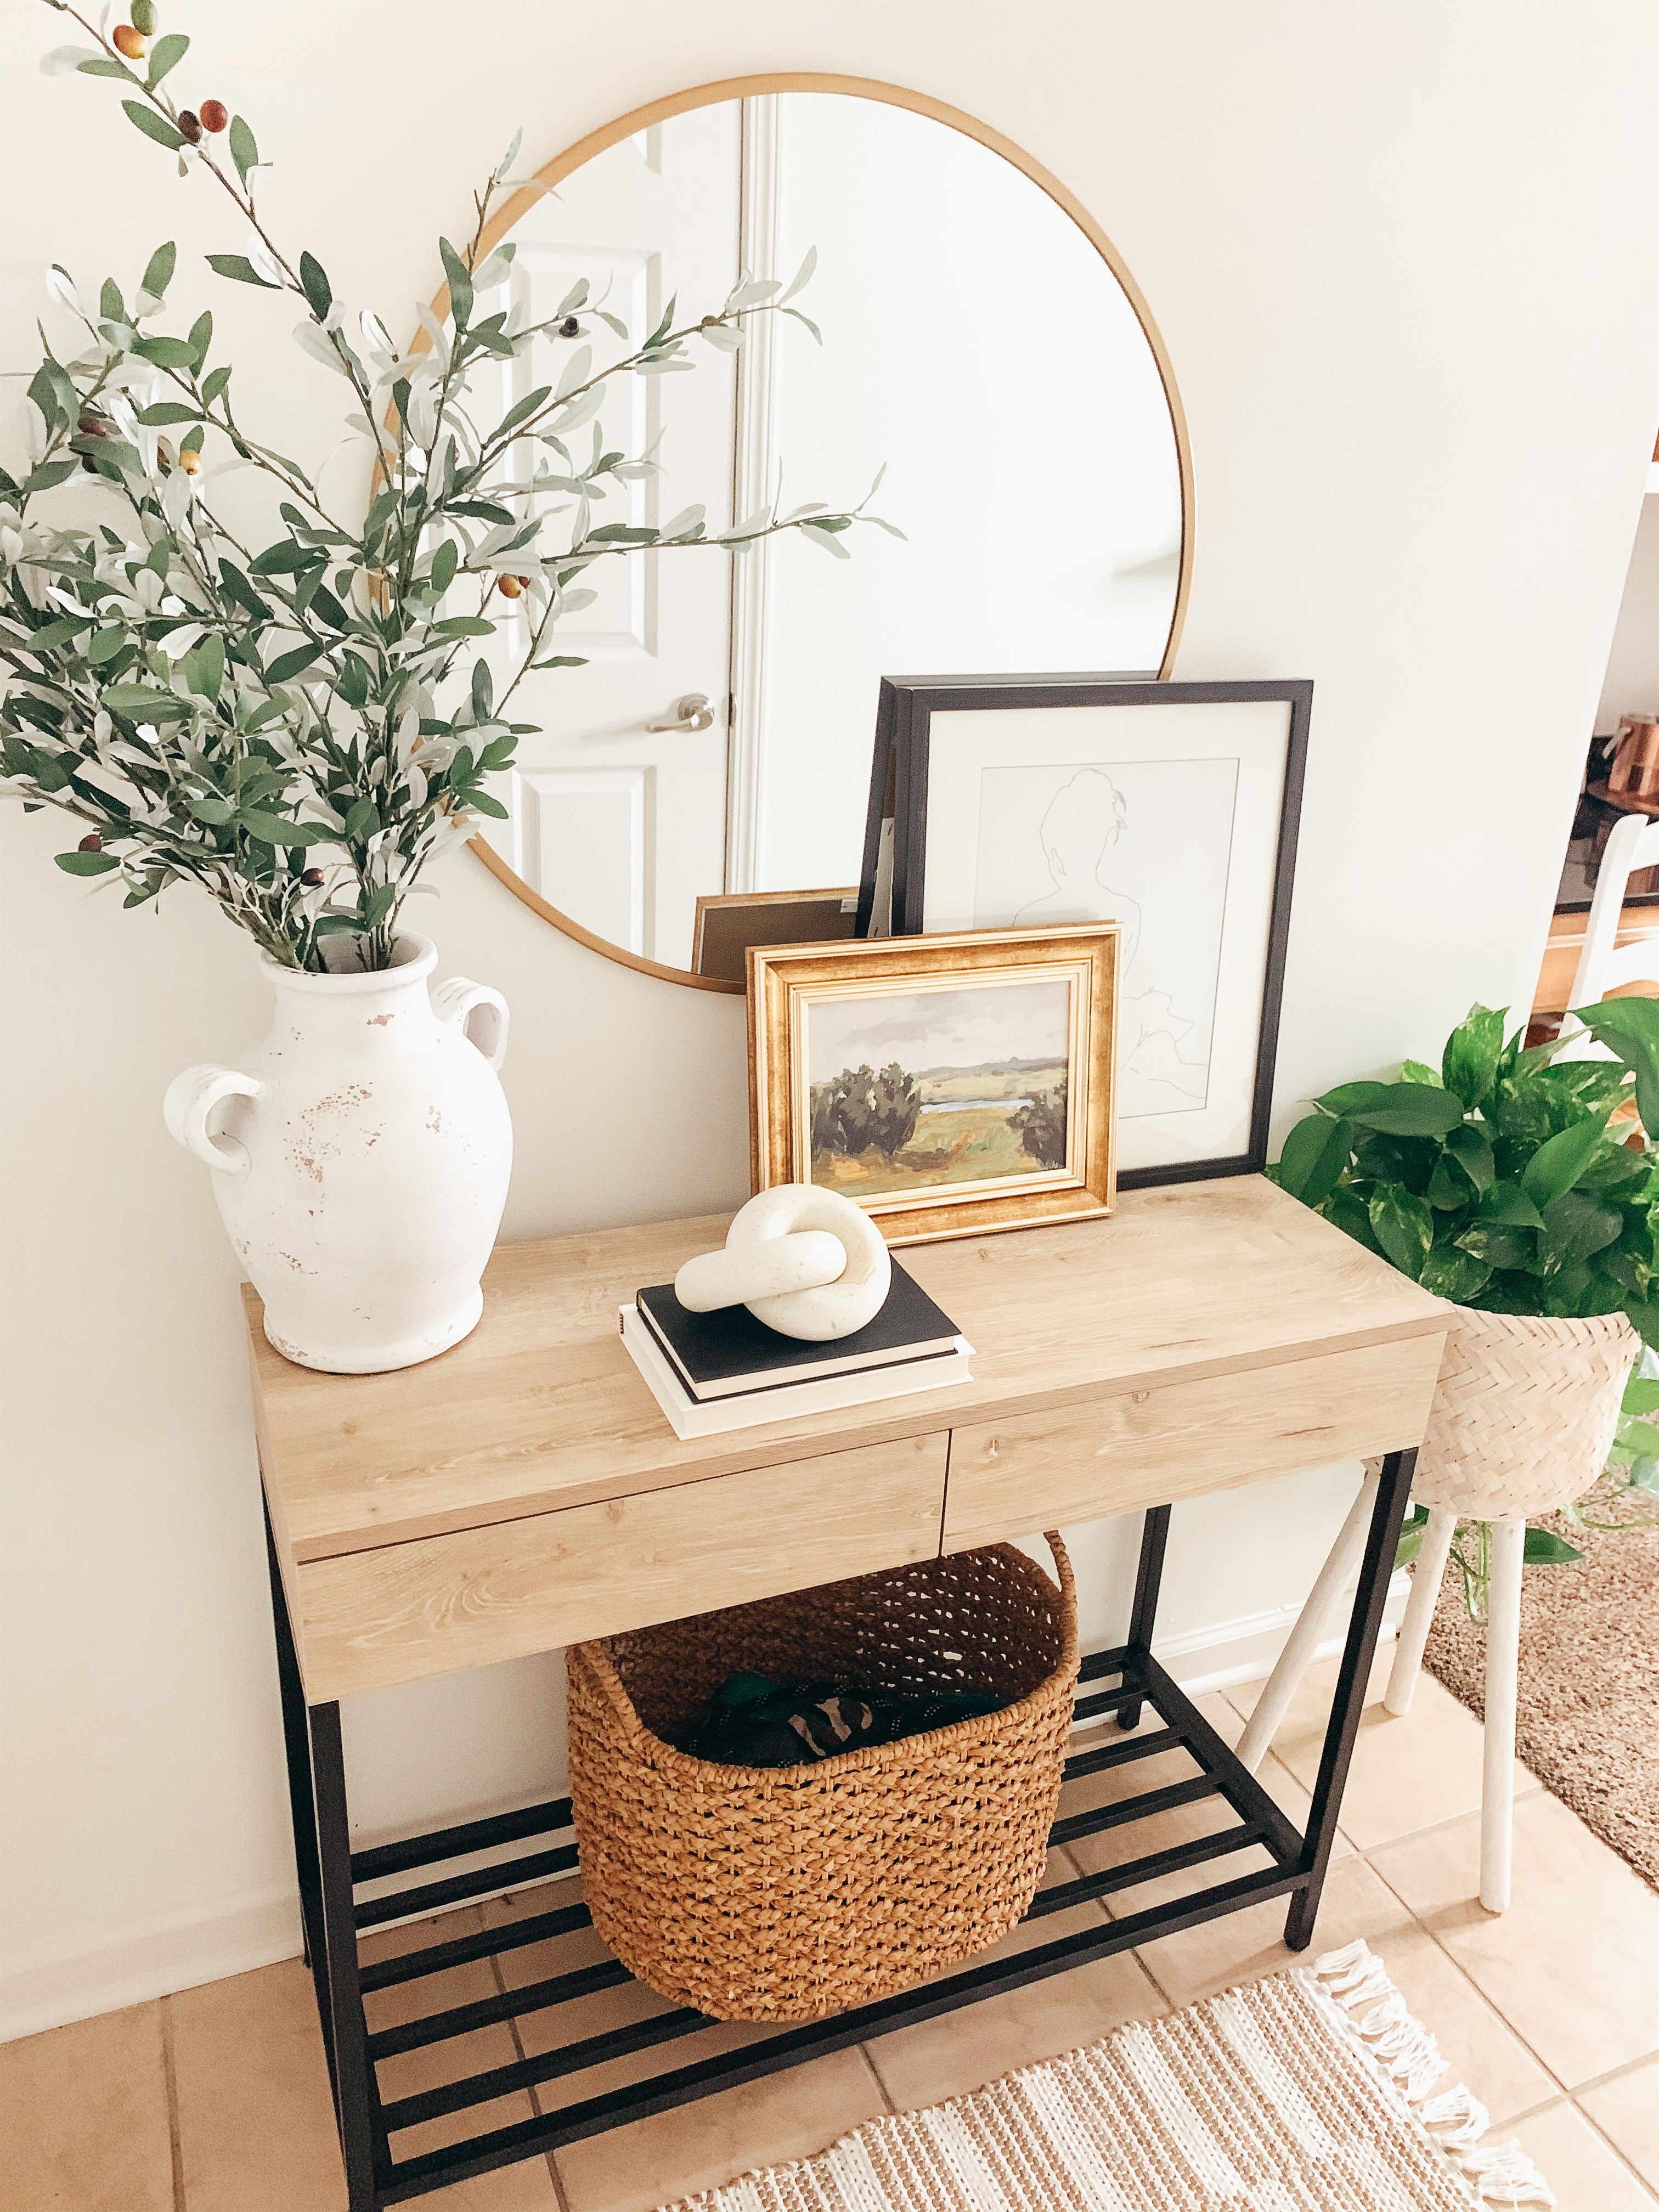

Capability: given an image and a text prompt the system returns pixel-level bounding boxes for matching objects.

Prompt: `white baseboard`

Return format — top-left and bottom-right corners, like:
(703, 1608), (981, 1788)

(1066, 1557), (1415, 1707)
(1, 1575), (1412, 2044)
(0, 1883), (301, 2045)
(1142, 1569), (1410, 1702)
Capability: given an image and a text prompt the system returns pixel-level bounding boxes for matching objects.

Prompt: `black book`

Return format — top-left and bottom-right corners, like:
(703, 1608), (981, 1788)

(635, 1260), (962, 1402)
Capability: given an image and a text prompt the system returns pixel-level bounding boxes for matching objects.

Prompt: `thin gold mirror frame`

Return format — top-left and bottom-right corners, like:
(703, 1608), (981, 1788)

(434, 72), (1195, 994)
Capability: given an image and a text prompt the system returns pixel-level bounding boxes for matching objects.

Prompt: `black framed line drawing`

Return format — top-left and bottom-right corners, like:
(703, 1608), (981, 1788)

(857, 676), (1312, 1188)
(854, 673), (1159, 941)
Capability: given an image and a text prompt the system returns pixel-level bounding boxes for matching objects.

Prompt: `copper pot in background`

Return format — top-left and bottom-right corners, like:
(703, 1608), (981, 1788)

(1591, 800), (1659, 894)
(1608, 712), (1659, 798)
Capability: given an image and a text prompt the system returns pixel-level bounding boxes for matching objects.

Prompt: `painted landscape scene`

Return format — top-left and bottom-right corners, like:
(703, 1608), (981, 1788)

(805, 979), (1073, 1198)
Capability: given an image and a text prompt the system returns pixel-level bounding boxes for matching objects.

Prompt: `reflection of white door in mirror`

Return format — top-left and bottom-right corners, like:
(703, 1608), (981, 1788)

(472, 106), (741, 966)
(467, 82), (1189, 988)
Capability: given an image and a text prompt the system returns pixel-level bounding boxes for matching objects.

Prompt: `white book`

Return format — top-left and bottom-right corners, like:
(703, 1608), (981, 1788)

(619, 1304), (974, 1440)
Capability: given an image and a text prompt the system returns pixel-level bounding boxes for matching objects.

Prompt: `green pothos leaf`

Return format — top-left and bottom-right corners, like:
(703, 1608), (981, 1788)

(1521, 1530), (1584, 1566)
(1368, 1184), (1434, 1278)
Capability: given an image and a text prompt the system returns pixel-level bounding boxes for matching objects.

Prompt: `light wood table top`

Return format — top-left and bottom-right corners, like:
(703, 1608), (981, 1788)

(249, 1175), (1448, 1568)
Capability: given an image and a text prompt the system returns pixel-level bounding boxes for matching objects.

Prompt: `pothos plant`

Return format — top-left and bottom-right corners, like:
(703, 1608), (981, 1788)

(1271, 995), (1659, 1612)
(2, 1), (893, 971)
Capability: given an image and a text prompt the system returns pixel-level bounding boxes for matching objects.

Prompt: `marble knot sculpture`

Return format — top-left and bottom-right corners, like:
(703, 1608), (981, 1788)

(674, 1184), (891, 1342)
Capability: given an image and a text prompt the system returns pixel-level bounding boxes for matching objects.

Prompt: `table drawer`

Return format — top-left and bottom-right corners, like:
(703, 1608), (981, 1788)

(291, 1430), (949, 1700)
(943, 1333), (1444, 1550)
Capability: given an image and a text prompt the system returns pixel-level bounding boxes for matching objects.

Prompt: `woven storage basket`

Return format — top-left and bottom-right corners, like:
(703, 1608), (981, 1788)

(565, 1534), (1079, 2023)
(1412, 1304), (1639, 1520)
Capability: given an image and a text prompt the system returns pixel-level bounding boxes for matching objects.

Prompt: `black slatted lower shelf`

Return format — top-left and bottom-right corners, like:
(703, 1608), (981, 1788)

(348, 1646), (1316, 2206)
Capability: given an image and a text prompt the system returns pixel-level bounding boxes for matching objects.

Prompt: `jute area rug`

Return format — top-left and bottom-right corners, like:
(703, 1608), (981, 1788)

(659, 1942), (1553, 2211)
(1424, 1500), (1659, 1891)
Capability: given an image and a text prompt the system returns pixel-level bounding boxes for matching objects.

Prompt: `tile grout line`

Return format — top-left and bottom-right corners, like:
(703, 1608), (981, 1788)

(1502, 2094), (1571, 2128)
(1567, 2091), (1659, 2206)
(1356, 1841), (1573, 2105)
(1566, 2047), (1659, 2103)
(1060, 1835), (1180, 2013)
(1342, 1784), (1547, 1859)
(1127, 1937), (1178, 2014)
(159, 1995), (187, 2212)
(1488, 2083), (1659, 2207)
(855, 2040), (898, 2117)
(487, 1911), (571, 2212)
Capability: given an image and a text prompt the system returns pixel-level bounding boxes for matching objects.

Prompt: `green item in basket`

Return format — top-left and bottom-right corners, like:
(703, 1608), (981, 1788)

(670, 1669), (1006, 1769)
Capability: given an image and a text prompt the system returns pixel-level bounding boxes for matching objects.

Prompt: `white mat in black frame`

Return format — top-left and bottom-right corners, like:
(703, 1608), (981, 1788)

(857, 675), (1311, 1186)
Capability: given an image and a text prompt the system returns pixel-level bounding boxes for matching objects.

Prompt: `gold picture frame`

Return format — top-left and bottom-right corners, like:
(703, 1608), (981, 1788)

(748, 925), (1121, 1246)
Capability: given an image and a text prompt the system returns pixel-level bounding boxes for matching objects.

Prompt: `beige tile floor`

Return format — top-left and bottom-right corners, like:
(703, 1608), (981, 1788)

(8, 1655), (1659, 2212)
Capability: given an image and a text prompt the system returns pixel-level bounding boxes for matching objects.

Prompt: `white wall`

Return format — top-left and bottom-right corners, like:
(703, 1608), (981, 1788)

(7, 0), (1659, 2041)
(1598, 494), (1659, 732)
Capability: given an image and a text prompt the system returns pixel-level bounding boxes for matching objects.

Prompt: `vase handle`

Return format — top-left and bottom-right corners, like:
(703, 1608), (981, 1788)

(163, 1063), (262, 1178)
(432, 977), (509, 1071)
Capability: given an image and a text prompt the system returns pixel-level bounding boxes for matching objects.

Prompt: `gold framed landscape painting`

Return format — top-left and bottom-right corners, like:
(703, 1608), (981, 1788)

(748, 925), (1121, 1245)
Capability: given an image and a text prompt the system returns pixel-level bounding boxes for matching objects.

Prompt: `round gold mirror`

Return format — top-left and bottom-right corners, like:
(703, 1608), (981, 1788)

(453, 75), (1191, 991)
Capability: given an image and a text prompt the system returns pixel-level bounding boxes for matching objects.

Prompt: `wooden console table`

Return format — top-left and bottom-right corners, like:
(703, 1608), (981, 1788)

(250, 1175), (1447, 2208)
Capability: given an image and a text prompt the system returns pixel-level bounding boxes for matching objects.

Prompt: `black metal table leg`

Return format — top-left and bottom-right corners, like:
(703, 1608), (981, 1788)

(264, 1485), (382, 2208)
(1118, 1504), (1171, 1730)
(1283, 1448), (1417, 1950)
(264, 1506), (327, 2009)
(311, 1701), (383, 2210)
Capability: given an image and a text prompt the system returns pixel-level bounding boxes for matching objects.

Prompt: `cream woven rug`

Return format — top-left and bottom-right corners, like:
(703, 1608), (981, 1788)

(659, 1943), (1554, 2211)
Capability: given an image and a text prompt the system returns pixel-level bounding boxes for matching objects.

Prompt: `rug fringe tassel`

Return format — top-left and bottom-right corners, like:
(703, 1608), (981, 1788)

(1308, 1942), (1556, 2207)
(1420, 2084), (1492, 2154)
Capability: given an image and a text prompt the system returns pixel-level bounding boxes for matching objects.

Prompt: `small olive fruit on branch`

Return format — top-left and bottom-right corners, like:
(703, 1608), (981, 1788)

(7, 1), (898, 970)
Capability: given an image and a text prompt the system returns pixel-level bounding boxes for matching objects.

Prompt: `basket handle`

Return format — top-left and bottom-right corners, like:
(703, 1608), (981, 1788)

(1041, 1530), (1080, 1661)
(570, 1639), (647, 1745)
(1041, 1530), (1074, 1601)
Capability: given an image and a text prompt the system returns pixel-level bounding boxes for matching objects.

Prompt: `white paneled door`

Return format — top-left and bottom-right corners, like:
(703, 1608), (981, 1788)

(476, 105), (741, 966)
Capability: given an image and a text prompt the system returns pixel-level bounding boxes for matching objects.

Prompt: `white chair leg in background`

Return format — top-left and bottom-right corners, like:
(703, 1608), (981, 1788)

(1235, 1468), (1381, 1776)
(1480, 1515), (1525, 1914)
(1384, 1506), (1458, 1717)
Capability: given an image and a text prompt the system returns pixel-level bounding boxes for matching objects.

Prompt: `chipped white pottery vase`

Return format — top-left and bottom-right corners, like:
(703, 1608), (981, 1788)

(163, 933), (511, 1373)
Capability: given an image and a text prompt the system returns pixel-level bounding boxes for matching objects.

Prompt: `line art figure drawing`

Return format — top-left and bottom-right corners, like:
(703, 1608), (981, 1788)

(974, 759), (1239, 1118)
(1012, 770), (1143, 958)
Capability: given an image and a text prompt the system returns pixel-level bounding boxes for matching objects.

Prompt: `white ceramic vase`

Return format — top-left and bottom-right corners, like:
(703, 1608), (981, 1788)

(163, 933), (512, 1373)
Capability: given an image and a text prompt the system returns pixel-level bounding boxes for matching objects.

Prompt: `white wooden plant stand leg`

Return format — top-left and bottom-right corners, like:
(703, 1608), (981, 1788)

(1383, 1506), (1458, 1718)
(1386, 1507), (1523, 1911)
(1235, 1468), (1381, 1774)
(1247, 1489), (1526, 1915)
(1478, 1517), (1525, 1912)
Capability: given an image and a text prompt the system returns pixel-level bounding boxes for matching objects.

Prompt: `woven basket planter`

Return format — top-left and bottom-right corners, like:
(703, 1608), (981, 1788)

(565, 1535), (1079, 2023)
(1412, 1304), (1639, 1520)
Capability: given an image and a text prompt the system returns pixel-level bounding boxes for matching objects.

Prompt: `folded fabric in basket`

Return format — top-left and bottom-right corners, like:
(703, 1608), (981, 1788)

(669, 1669), (1006, 1768)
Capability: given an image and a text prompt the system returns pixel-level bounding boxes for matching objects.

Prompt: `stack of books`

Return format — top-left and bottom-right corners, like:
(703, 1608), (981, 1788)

(620, 1259), (973, 1438)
